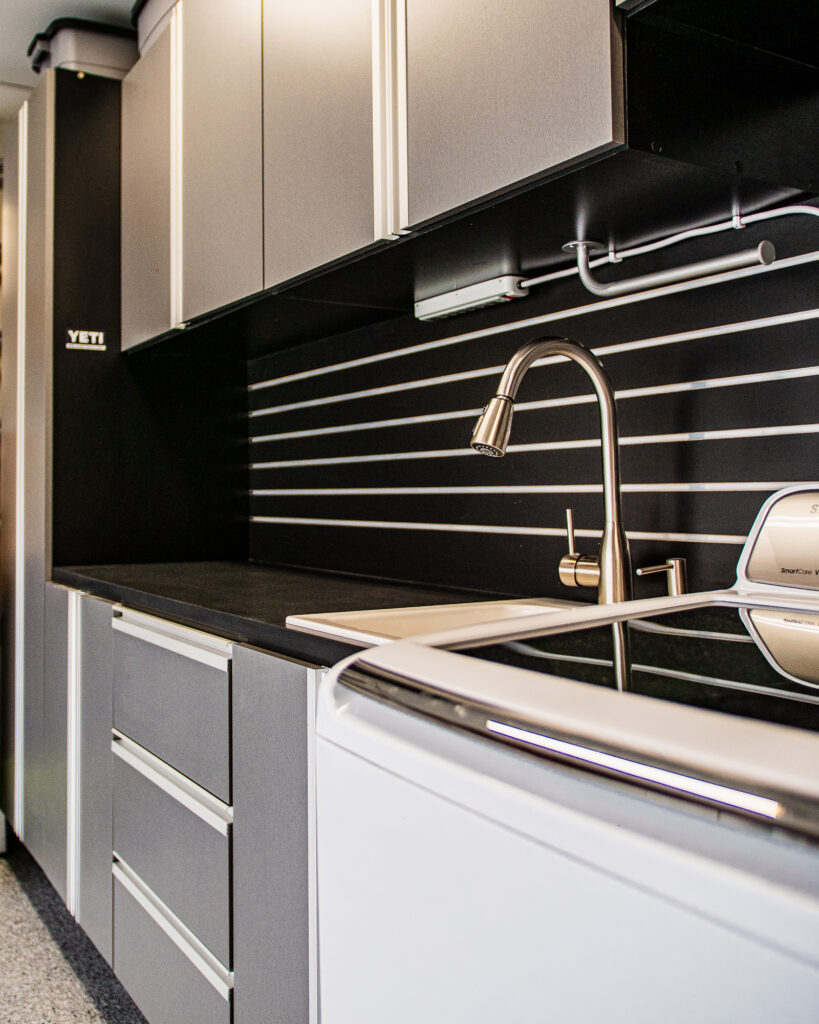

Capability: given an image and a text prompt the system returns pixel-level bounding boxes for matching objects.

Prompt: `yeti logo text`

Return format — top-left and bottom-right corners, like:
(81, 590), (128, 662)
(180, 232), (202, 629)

(66, 329), (106, 351)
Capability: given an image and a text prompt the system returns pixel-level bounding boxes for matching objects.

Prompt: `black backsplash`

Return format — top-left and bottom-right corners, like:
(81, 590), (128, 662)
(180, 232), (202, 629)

(247, 208), (819, 599)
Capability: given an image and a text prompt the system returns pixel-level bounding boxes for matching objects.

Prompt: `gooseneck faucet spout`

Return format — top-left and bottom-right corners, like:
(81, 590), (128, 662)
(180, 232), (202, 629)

(471, 336), (632, 604)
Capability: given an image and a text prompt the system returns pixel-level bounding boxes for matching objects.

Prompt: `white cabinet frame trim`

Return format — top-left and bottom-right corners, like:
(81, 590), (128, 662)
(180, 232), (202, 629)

(169, 0), (185, 326)
(66, 589), (83, 916)
(372, 0), (408, 239)
(13, 99), (29, 837)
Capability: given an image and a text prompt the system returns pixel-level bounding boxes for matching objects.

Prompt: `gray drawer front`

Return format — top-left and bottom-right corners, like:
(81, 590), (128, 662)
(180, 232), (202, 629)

(113, 628), (231, 801)
(114, 877), (231, 1024)
(113, 755), (231, 967)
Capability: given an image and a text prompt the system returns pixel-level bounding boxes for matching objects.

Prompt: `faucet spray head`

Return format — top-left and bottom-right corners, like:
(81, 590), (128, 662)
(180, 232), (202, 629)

(471, 395), (514, 457)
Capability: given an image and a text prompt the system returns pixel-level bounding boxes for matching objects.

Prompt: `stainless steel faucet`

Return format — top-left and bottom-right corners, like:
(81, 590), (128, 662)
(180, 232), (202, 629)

(471, 335), (632, 604)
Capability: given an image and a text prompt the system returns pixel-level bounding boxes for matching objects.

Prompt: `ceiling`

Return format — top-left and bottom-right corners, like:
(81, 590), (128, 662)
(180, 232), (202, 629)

(0, 0), (133, 128)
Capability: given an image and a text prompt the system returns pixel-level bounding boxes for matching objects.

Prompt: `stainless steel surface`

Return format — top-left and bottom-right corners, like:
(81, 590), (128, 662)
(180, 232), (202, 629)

(182, 0), (263, 320)
(469, 395), (513, 457)
(563, 239), (776, 298)
(263, 0), (374, 287)
(471, 336), (631, 604)
(636, 557), (688, 596)
(559, 508), (602, 588)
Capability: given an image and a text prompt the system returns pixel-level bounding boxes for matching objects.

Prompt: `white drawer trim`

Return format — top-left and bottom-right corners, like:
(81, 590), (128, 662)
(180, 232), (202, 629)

(113, 608), (232, 670)
(113, 855), (233, 1000)
(112, 730), (233, 835)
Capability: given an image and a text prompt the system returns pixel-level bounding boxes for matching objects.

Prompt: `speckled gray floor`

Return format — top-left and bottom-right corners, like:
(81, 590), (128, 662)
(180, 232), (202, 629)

(0, 833), (148, 1024)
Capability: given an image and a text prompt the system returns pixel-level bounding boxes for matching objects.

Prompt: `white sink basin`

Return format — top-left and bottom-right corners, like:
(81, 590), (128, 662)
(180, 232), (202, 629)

(286, 596), (581, 646)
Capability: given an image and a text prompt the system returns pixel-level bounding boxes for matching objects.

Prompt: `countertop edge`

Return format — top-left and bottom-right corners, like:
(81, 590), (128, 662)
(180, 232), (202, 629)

(51, 566), (361, 668)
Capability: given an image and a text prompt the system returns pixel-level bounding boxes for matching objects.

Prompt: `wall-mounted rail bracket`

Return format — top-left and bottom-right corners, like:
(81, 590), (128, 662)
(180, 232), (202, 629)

(563, 239), (775, 299)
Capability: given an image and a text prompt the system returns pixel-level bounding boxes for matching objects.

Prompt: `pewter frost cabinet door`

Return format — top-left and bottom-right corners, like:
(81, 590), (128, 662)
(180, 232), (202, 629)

(405, 0), (624, 226)
(182, 0), (263, 321)
(77, 594), (115, 964)
(263, 0), (375, 287)
(121, 26), (172, 350)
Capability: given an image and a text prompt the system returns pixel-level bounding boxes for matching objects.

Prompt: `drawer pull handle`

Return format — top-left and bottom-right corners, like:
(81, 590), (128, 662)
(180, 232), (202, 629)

(113, 611), (232, 670)
(112, 730), (232, 835)
(113, 855), (233, 1000)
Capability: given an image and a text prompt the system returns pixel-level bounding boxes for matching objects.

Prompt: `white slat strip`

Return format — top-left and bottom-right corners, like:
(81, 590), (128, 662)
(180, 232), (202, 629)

(248, 253), (819, 393)
(249, 515), (746, 545)
(250, 363), (819, 443)
(250, 482), (795, 497)
(248, 308), (819, 419)
(250, 423), (819, 470)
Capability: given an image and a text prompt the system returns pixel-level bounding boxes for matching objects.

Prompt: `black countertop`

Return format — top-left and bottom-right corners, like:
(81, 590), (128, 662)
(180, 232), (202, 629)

(52, 561), (499, 667)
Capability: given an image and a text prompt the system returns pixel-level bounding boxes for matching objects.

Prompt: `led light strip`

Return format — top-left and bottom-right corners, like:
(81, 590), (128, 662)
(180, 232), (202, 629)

(248, 263), (819, 393)
(14, 100), (29, 836)
(485, 719), (781, 819)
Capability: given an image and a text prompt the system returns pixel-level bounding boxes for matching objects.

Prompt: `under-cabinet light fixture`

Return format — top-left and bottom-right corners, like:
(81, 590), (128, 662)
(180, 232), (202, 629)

(414, 275), (529, 321)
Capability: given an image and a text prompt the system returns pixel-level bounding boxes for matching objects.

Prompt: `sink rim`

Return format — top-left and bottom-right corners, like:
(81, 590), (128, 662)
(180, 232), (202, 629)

(286, 596), (582, 646)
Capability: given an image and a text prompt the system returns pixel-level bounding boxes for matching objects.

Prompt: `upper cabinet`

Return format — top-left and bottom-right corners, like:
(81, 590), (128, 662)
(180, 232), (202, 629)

(262, 0), (375, 288)
(182, 0), (263, 319)
(121, 24), (172, 348)
(121, 0), (263, 350)
(119, 1), (814, 346)
(403, 0), (623, 227)
(122, 0), (625, 332)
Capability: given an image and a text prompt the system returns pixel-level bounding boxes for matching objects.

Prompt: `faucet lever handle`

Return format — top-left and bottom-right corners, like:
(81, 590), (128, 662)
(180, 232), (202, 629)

(565, 508), (577, 556)
(559, 508), (600, 590)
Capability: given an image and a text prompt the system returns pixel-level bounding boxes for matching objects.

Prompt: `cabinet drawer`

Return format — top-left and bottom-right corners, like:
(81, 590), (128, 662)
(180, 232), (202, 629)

(113, 732), (232, 967)
(112, 609), (232, 801)
(114, 862), (232, 1024)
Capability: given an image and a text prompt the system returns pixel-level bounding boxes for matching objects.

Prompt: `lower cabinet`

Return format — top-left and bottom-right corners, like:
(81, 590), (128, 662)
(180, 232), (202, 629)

(30, 588), (322, 1024)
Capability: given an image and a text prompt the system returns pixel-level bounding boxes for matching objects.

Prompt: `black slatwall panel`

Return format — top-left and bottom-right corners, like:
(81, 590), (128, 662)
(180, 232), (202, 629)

(247, 211), (819, 598)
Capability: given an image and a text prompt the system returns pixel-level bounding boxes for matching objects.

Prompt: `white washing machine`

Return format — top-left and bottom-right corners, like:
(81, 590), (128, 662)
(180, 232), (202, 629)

(316, 486), (819, 1023)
